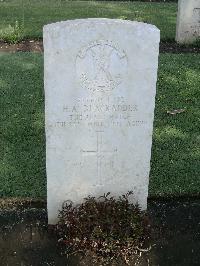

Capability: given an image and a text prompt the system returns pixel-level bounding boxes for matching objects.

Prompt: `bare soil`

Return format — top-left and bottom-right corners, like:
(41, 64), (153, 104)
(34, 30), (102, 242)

(0, 198), (200, 266)
(0, 40), (43, 53)
(1, 40), (200, 54)
(160, 42), (200, 53)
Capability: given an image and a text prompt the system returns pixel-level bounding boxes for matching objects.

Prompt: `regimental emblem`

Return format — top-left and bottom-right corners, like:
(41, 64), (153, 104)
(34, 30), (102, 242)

(76, 40), (127, 92)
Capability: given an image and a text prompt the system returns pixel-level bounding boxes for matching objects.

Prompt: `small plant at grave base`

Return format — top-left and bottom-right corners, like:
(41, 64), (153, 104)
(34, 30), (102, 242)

(0, 21), (24, 44)
(193, 38), (200, 48)
(55, 192), (151, 265)
(118, 16), (128, 20)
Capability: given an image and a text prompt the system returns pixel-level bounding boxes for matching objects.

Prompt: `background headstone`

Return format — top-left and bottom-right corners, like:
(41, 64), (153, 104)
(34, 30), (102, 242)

(44, 19), (160, 224)
(176, 0), (200, 43)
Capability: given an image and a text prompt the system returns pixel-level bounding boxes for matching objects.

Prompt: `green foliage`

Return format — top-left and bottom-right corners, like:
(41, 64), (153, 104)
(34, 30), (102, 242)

(0, 53), (45, 198)
(0, 20), (24, 43)
(0, 53), (200, 198)
(118, 15), (128, 20)
(192, 38), (200, 48)
(150, 53), (200, 197)
(0, 0), (177, 41)
(56, 192), (150, 265)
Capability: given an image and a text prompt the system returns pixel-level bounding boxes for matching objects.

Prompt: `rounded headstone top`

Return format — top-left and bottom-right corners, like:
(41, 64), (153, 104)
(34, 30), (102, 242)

(43, 18), (160, 35)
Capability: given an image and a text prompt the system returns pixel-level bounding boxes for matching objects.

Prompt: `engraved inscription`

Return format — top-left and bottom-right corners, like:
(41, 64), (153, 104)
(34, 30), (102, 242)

(48, 95), (147, 129)
(76, 40), (127, 92)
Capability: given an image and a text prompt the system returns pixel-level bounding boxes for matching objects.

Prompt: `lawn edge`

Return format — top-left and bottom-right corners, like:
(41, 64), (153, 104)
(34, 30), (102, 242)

(1, 194), (200, 210)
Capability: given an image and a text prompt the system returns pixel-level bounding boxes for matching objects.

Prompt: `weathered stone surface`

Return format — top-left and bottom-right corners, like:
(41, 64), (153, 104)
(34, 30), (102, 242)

(176, 0), (200, 43)
(44, 19), (160, 224)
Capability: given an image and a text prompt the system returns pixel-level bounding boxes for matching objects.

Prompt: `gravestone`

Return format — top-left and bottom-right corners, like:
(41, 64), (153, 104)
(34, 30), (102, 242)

(44, 19), (160, 224)
(176, 0), (200, 43)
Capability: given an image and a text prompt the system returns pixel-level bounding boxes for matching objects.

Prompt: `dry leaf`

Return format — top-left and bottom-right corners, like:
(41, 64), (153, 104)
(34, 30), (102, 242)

(167, 109), (185, 115)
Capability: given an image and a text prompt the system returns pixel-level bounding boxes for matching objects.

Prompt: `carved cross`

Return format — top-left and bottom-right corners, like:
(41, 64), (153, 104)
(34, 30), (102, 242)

(81, 131), (117, 185)
(193, 8), (200, 22)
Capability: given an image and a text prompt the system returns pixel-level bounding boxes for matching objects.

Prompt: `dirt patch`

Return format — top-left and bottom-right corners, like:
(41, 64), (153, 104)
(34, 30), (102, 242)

(1, 40), (200, 54)
(0, 40), (43, 53)
(0, 199), (200, 266)
(160, 42), (200, 53)
(0, 197), (46, 210)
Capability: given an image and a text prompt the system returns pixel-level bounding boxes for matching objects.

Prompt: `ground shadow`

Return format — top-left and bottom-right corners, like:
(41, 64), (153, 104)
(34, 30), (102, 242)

(0, 199), (200, 266)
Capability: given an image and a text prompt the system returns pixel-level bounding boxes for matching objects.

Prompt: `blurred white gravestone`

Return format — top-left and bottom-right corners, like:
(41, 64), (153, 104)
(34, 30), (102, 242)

(176, 0), (200, 43)
(44, 19), (160, 224)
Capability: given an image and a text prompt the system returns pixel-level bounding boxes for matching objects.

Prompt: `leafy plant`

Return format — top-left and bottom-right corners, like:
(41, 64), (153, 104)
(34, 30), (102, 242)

(0, 21), (24, 43)
(192, 38), (200, 48)
(55, 192), (151, 265)
(118, 16), (128, 20)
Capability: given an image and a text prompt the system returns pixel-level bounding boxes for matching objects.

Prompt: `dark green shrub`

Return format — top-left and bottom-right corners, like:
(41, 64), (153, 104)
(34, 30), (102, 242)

(56, 192), (151, 265)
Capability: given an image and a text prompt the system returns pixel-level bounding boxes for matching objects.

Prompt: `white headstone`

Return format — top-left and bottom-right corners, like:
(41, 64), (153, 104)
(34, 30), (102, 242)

(44, 19), (160, 224)
(176, 0), (200, 43)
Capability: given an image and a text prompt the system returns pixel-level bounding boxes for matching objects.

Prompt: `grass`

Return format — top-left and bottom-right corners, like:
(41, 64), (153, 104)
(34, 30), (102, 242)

(150, 53), (200, 197)
(0, 52), (199, 198)
(0, 0), (177, 42)
(0, 53), (45, 197)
